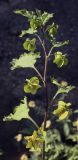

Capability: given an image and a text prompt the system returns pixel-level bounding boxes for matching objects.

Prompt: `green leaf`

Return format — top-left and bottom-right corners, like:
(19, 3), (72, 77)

(30, 19), (42, 30)
(63, 123), (70, 137)
(68, 135), (78, 142)
(19, 28), (37, 37)
(52, 40), (69, 48)
(57, 85), (75, 95)
(74, 110), (78, 113)
(59, 111), (69, 120)
(25, 127), (46, 152)
(24, 76), (41, 95)
(23, 38), (36, 52)
(3, 97), (30, 121)
(48, 23), (58, 36)
(11, 52), (40, 70)
(73, 119), (78, 128)
(15, 9), (53, 28)
(51, 77), (60, 86)
(14, 10), (34, 19)
(53, 52), (68, 68)
(41, 12), (53, 26)
(53, 101), (71, 120)
(51, 78), (75, 95)
(35, 9), (53, 26)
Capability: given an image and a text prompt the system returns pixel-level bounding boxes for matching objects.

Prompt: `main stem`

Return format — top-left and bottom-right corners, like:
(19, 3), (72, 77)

(36, 32), (49, 159)
(42, 56), (49, 160)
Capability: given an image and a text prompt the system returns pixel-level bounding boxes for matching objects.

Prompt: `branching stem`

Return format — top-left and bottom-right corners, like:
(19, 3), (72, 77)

(48, 46), (54, 58)
(35, 34), (47, 57)
(36, 31), (54, 160)
(34, 67), (45, 85)
(42, 37), (49, 160)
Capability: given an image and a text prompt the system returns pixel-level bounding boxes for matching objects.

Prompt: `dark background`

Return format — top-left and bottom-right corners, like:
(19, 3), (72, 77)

(0, 0), (78, 159)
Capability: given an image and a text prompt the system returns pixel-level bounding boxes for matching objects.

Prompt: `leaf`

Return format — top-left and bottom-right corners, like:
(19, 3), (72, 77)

(68, 135), (78, 142)
(30, 19), (42, 30)
(35, 9), (53, 26)
(51, 77), (60, 87)
(51, 78), (75, 95)
(63, 123), (70, 137)
(3, 97), (30, 121)
(59, 111), (69, 120)
(23, 38), (36, 52)
(48, 23), (58, 36)
(41, 12), (53, 26)
(15, 9), (53, 33)
(74, 110), (78, 113)
(52, 40), (69, 48)
(19, 28), (37, 37)
(53, 101), (71, 120)
(24, 77), (41, 95)
(57, 85), (75, 95)
(14, 10), (34, 19)
(73, 119), (78, 128)
(11, 52), (40, 70)
(53, 52), (68, 68)
(24, 127), (46, 152)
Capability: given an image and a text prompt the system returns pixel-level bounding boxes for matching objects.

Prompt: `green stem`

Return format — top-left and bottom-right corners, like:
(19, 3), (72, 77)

(35, 34), (47, 57)
(48, 46), (54, 58)
(42, 50), (49, 160)
(29, 116), (39, 129)
(42, 81), (49, 160)
(34, 67), (45, 85)
(36, 32), (49, 160)
(50, 92), (58, 107)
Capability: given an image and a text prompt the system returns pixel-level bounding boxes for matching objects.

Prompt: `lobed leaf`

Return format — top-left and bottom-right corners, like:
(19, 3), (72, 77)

(51, 78), (75, 94)
(53, 52), (68, 68)
(3, 97), (30, 121)
(15, 9), (53, 29)
(48, 23), (58, 36)
(23, 38), (36, 52)
(25, 127), (46, 152)
(41, 12), (53, 26)
(24, 76), (41, 95)
(14, 10), (34, 19)
(11, 52), (40, 70)
(19, 28), (37, 37)
(53, 101), (71, 120)
(52, 40), (69, 48)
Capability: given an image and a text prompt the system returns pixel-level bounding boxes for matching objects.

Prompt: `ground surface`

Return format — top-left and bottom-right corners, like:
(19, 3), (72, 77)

(0, 0), (78, 159)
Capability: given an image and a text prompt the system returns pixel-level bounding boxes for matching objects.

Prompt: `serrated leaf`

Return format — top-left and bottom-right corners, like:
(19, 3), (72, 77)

(11, 52), (40, 70)
(24, 76), (41, 95)
(23, 38), (36, 52)
(19, 28), (37, 37)
(41, 12), (53, 26)
(3, 97), (30, 121)
(36, 9), (53, 26)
